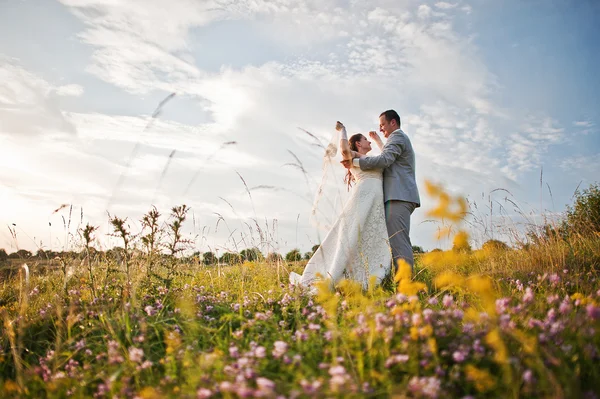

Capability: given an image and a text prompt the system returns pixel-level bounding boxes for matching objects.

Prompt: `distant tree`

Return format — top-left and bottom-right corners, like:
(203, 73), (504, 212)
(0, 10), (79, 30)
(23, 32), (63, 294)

(0, 248), (7, 262)
(220, 252), (242, 265)
(266, 252), (283, 263)
(202, 251), (217, 265)
(36, 249), (48, 259)
(431, 248), (443, 253)
(285, 249), (302, 262)
(303, 244), (320, 260)
(565, 182), (600, 236)
(9, 249), (32, 259)
(412, 245), (425, 254)
(240, 247), (264, 262)
(482, 239), (509, 252)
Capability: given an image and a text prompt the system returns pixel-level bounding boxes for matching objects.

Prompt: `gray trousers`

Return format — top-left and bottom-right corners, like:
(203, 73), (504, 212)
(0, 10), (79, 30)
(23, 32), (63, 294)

(385, 200), (417, 272)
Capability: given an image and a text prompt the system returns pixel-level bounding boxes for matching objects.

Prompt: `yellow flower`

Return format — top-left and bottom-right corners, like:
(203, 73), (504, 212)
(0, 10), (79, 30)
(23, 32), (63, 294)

(428, 338), (438, 355)
(466, 275), (498, 317)
(434, 271), (465, 289)
(485, 329), (508, 364)
(512, 330), (537, 355)
(395, 259), (427, 296)
(452, 231), (470, 251)
(138, 387), (161, 399)
(419, 324), (433, 338)
(410, 326), (419, 341)
(465, 365), (496, 392)
(3, 380), (21, 393)
(571, 293), (583, 301)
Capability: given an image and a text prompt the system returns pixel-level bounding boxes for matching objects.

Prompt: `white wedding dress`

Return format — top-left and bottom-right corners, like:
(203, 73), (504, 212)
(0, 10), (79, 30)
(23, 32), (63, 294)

(290, 164), (392, 291)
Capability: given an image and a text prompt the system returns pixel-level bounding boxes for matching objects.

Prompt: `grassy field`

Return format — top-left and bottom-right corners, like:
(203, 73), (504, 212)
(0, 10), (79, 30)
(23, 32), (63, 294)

(1, 184), (599, 398)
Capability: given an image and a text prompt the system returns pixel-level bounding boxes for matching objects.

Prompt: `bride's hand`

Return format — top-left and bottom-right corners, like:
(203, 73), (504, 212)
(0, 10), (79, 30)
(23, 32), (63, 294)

(369, 131), (382, 141)
(335, 121), (345, 131)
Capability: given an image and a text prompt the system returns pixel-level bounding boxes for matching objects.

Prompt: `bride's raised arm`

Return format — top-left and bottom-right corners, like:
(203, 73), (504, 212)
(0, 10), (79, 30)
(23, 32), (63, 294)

(336, 121), (359, 161)
(369, 131), (384, 151)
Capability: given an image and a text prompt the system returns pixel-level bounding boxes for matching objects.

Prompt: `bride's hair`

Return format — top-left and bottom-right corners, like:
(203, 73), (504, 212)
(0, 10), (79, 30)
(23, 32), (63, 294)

(344, 133), (364, 191)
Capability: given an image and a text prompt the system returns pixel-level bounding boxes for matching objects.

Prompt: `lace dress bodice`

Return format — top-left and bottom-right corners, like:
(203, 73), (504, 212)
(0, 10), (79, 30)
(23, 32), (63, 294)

(350, 165), (383, 182)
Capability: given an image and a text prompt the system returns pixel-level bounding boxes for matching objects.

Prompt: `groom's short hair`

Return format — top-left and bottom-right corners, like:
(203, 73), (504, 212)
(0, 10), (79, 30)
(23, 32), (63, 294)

(380, 110), (401, 127)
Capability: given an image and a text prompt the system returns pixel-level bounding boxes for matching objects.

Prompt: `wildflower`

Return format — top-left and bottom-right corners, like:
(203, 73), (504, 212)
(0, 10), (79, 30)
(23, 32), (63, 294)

(485, 329), (508, 364)
(442, 294), (454, 308)
(547, 294), (559, 304)
(465, 365), (496, 392)
(256, 377), (276, 391)
(462, 323), (474, 334)
(522, 369), (534, 384)
(300, 379), (322, 395)
(586, 304), (600, 320)
(549, 274), (560, 284)
(419, 324), (433, 338)
(452, 351), (466, 363)
(229, 346), (240, 359)
(94, 382), (111, 398)
(197, 387), (212, 398)
(272, 341), (288, 358)
(523, 287), (534, 304)
(75, 339), (86, 351)
(412, 313), (422, 326)
(255, 346), (266, 358)
(219, 381), (233, 392)
(385, 354), (409, 368)
(328, 365), (349, 392)
(144, 305), (156, 316)
(408, 376), (441, 398)
(496, 298), (511, 314)
(128, 347), (144, 363)
(107, 341), (124, 365)
(559, 300), (572, 314)
(232, 330), (244, 339)
(423, 308), (433, 323)
(138, 360), (152, 370)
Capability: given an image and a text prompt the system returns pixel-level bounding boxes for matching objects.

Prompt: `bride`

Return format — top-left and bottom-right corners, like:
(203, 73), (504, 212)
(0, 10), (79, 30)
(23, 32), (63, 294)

(290, 121), (392, 292)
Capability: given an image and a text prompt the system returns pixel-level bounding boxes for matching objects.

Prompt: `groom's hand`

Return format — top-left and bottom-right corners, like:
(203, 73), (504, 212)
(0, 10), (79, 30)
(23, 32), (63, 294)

(340, 159), (352, 170)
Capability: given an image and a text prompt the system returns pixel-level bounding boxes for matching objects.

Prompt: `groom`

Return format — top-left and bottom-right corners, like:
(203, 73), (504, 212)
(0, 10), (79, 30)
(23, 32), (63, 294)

(343, 109), (420, 272)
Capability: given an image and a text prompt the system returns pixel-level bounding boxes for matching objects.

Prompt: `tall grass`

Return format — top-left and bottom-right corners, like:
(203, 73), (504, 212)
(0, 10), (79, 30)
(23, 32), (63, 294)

(0, 182), (599, 398)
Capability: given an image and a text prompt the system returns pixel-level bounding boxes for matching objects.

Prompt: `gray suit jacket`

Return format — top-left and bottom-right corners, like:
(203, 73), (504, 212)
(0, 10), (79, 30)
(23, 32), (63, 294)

(358, 129), (420, 207)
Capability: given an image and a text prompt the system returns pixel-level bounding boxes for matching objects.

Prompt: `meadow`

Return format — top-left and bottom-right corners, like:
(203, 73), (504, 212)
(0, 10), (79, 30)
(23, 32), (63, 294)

(1, 182), (599, 398)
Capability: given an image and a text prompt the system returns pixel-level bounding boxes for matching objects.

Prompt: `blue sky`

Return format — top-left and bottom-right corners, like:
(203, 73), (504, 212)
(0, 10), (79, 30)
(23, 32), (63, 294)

(0, 0), (598, 255)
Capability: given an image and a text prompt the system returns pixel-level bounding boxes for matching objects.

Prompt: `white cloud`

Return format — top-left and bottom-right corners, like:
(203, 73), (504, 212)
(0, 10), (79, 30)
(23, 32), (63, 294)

(0, 58), (77, 136)
(503, 116), (564, 177)
(560, 154), (600, 173)
(56, 84), (84, 97)
(573, 120), (593, 128)
(435, 2), (458, 9)
(417, 5), (432, 19)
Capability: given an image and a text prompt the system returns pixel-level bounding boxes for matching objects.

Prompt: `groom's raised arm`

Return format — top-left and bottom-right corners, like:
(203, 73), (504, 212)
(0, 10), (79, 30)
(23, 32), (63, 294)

(353, 133), (405, 170)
